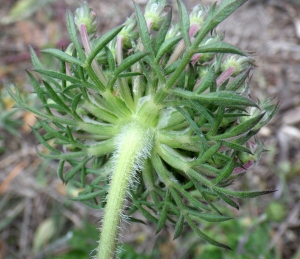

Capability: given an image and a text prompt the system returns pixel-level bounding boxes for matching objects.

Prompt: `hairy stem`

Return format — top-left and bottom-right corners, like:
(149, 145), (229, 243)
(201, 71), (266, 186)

(97, 122), (153, 259)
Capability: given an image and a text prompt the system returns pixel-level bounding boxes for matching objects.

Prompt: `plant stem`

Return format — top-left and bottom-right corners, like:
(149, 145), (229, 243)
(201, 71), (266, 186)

(97, 122), (153, 259)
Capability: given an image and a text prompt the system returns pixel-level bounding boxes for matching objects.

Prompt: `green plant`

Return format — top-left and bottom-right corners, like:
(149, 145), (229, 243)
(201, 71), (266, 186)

(6, 0), (278, 258)
(0, 88), (23, 136)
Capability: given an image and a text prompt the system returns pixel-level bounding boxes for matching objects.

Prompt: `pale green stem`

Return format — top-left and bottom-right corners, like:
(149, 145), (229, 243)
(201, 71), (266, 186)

(97, 122), (153, 259)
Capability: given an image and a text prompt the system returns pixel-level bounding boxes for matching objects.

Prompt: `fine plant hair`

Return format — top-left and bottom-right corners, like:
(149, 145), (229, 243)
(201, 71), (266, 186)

(6, 0), (279, 258)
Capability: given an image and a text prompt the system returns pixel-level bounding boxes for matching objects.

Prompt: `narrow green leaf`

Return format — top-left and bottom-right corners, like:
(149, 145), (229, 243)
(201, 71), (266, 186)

(29, 47), (62, 89)
(87, 138), (115, 157)
(210, 106), (224, 136)
(45, 103), (66, 113)
(30, 46), (43, 69)
(35, 69), (82, 85)
(186, 64), (196, 91)
(173, 213), (184, 240)
(191, 142), (221, 165)
(72, 189), (106, 201)
(212, 158), (235, 184)
(133, 2), (153, 52)
(36, 150), (87, 160)
(59, 60), (67, 91)
(164, 59), (181, 75)
(191, 178), (222, 215)
(5, 83), (78, 127)
(105, 46), (115, 71)
(37, 118), (70, 142)
(178, 70), (185, 89)
(213, 190), (239, 210)
(57, 160), (65, 183)
(173, 182), (211, 211)
(185, 214), (231, 249)
(186, 168), (214, 188)
(65, 157), (90, 182)
(62, 84), (80, 95)
(41, 48), (83, 66)
(31, 127), (60, 155)
(154, 7), (172, 54)
(132, 194), (158, 224)
(66, 126), (75, 142)
(43, 81), (72, 114)
(127, 217), (147, 225)
(118, 72), (144, 78)
(156, 190), (170, 234)
(26, 71), (52, 115)
(71, 93), (83, 112)
(191, 101), (214, 125)
(173, 89), (258, 108)
(222, 141), (252, 154)
(155, 35), (182, 62)
(187, 210), (232, 222)
(80, 167), (86, 187)
(176, 107), (208, 148)
(224, 113), (249, 118)
(87, 25), (124, 64)
(195, 41), (246, 56)
(195, 66), (216, 94)
(114, 52), (149, 76)
(191, 0), (246, 54)
(227, 67), (251, 91)
(177, 0), (191, 47)
(39, 67), (96, 92)
(211, 113), (265, 141)
(214, 186), (276, 199)
(66, 10), (85, 61)
(214, 0), (248, 25)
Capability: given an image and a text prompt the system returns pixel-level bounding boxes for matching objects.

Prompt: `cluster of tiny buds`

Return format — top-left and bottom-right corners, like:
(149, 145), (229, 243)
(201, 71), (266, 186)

(74, 1), (98, 35)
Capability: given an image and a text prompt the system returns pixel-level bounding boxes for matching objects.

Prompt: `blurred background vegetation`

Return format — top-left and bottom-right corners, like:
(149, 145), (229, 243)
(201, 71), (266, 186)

(1, 0), (300, 258)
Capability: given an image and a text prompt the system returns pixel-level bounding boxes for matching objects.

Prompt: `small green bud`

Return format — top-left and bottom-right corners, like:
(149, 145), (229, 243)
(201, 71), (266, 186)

(107, 38), (117, 60)
(221, 55), (254, 76)
(198, 65), (209, 78)
(165, 23), (180, 40)
(189, 4), (208, 31)
(240, 98), (278, 130)
(119, 14), (139, 49)
(144, 0), (167, 31)
(237, 139), (264, 165)
(74, 1), (98, 35)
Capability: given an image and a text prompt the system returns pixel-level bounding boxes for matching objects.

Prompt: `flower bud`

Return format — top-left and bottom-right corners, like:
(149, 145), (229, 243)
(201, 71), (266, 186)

(74, 1), (98, 35)
(237, 139), (264, 166)
(189, 4), (208, 33)
(165, 23), (180, 40)
(239, 98), (279, 131)
(144, 0), (167, 31)
(198, 65), (209, 79)
(221, 55), (254, 77)
(107, 38), (117, 61)
(119, 14), (139, 49)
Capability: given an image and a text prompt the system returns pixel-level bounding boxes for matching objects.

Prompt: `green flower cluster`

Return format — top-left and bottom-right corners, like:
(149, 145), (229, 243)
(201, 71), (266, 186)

(6, 0), (278, 258)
